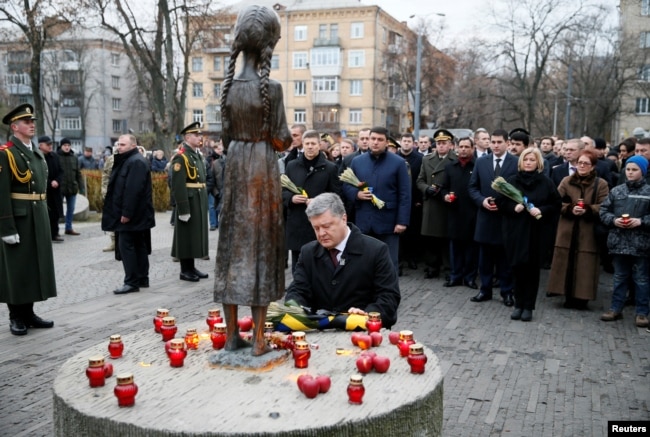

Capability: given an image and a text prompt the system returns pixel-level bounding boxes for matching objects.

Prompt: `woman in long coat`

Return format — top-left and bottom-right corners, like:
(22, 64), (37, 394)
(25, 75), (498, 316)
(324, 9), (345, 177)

(548, 150), (609, 309)
(214, 5), (291, 356)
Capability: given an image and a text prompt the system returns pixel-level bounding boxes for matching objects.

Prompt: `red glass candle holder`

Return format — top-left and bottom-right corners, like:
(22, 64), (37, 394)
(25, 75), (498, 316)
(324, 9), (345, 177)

(398, 330), (416, 357)
(622, 214), (630, 224)
(114, 373), (138, 407)
(86, 356), (106, 388)
(292, 341), (311, 368)
(449, 192), (456, 202)
(206, 308), (223, 332)
(211, 323), (227, 350)
(407, 343), (428, 374)
(108, 334), (124, 359)
(153, 308), (169, 333)
(168, 339), (187, 367)
(104, 362), (114, 378)
(366, 312), (382, 333)
(160, 316), (177, 342)
(264, 322), (274, 344)
(292, 331), (306, 343)
(347, 374), (365, 404)
(577, 199), (584, 209)
(184, 328), (199, 350)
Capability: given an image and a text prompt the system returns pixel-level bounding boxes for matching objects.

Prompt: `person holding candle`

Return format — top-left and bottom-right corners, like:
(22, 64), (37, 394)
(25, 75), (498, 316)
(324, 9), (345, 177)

(214, 5), (292, 356)
(0, 103), (57, 335)
(285, 192), (401, 328)
(599, 155), (650, 327)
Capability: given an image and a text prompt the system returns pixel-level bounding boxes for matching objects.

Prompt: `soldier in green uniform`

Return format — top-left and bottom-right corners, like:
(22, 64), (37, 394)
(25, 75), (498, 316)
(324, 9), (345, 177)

(0, 103), (57, 335)
(170, 122), (209, 281)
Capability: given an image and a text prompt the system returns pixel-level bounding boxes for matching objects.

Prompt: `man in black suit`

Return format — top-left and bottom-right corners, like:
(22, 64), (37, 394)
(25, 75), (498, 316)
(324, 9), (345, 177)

(285, 192), (401, 328)
(467, 129), (517, 306)
(550, 138), (582, 186)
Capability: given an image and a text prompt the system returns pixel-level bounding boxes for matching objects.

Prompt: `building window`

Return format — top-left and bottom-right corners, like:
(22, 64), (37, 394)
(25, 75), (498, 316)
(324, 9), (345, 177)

(139, 101), (146, 113)
(62, 117), (82, 130)
(112, 98), (121, 111)
(193, 109), (203, 124)
(388, 81), (400, 99)
(193, 83), (203, 98)
(349, 109), (362, 124)
(213, 56), (221, 71)
(294, 81), (307, 96)
(644, 0), (650, 16)
(640, 65), (650, 81)
(112, 119), (122, 133)
(316, 108), (338, 123)
(206, 104), (221, 123)
(111, 75), (120, 89)
(348, 50), (365, 68)
(294, 109), (306, 123)
(111, 53), (119, 66)
(61, 70), (79, 85)
(271, 55), (280, 70)
(293, 52), (308, 69)
(636, 98), (650, 114)
(192, 57), (203, 72)
(350, 80), (362, 96)
(319, 24), (327, 40)
(641, 32), (650, 48)
(330, 24), (338, 40)
(139, 121), (149, 132)
(294, 25), (307, 41)
(351, 22), (364, 39)
(311, 48), (340, 67)
(213, 83), (221, 98)
(313, 76), (339, 92)
(61, 98), (76, 107)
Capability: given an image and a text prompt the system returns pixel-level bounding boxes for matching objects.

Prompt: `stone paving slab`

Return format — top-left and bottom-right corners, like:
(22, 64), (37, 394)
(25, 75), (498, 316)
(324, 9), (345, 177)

(0, 212), (648, 436)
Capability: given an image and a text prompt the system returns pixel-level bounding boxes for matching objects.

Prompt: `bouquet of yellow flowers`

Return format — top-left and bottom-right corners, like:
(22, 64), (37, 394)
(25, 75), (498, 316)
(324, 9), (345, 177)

(339, 168), (385, 209)
(491, 176), (542, 220)
(281, 174), (308, 197)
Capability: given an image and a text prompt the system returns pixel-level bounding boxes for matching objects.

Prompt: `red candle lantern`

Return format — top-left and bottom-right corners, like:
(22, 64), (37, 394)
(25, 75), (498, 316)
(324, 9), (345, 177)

(366, 312), (382, 333)
(114, 373), (138, 407)
(449, 192), (456, 202)
(153, 308), (169, 333)
(622, 213), (630, 224)
(160, 316), (177, 342)
(407, 343), (428, 374)
(206, 308), (223, 332)
(168, 339), (187, 367)
(86, 356), (106, 388)
(398, 330), (416, 357)
(108, 334), (124, 359)
(211, 323), (227, 350)
(264, 322), (274, 344)
(292, 341), (311, 368)
(184, 328), (199, 350)
(292, 331), (306, 343)
(347, 374), (365, 405)
(577, 198), (584, 209)
(104, 362), (114, 378)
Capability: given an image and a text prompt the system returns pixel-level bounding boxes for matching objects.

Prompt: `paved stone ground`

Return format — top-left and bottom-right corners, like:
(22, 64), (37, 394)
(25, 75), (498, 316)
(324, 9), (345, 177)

(0, 212), (647, 436)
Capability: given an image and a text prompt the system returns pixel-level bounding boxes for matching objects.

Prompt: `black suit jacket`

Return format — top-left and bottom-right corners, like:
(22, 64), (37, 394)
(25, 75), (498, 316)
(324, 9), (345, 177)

(285, 223), (401, 327)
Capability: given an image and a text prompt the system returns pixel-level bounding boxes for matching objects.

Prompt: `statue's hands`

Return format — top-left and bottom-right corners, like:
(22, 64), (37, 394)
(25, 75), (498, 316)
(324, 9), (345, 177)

(2, 234), (20, 245)
(178, 214), (191, 222)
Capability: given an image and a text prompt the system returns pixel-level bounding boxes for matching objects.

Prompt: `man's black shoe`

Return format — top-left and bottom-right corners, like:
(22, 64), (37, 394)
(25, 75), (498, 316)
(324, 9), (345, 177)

(463, 280), (478, 289)
(424, 269), (439, 279)
(114, 284), (140, 295)
(9, 319), (27, 335)
(470, 292), (492, 302)
(193, 269), (208, 279)
(503, 294), (515, 307)
(25, 315), (54, 329)
(139, 279), (150, 288)
(180, 272), (200, 282)
(443, 279), (462, 287)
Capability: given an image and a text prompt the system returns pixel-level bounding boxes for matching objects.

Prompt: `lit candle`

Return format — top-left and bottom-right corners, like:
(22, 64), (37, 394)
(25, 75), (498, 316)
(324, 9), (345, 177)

(184, 328), (199, 350)
(153, 308), (169, 333)
(104, 362), (114, 378)
(292, 341), (311, 368)
(211, 323), (227, 350)
(577, 198), (584, 208)
(347, 374), (365, 404)
(397, 330), (416, 357)
(449, 192), (456, 202)
(108, 334), (124, 359)
(206, 308), (223, 332)
(86, 356), (106, 388)
(622, 213), (630, 224)
(407, 343), (428, 374)
(168, 339), (187, 367)
(114, 373), (138, 407)
(264, 322), (274, 344)
(160, 316), (177, 342)
(292, 331), (306, 343)
(366, 312), (382, 333)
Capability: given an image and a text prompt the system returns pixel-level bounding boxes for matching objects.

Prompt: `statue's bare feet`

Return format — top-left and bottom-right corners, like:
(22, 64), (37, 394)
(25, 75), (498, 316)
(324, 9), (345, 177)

(225, 336), (251, 351)
(251, 341), (272, 356)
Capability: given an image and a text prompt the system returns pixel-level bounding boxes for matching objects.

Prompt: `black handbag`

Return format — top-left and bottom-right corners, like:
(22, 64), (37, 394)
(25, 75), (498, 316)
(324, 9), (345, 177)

(590, 177), (609, 238)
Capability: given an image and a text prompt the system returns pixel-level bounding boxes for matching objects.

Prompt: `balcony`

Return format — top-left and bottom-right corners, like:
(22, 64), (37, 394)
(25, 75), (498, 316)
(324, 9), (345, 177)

(60, 129), (82, 138)
(208, 71), (224, 80)
(312, 91), (340, 106)
(313, 37), (341, 47)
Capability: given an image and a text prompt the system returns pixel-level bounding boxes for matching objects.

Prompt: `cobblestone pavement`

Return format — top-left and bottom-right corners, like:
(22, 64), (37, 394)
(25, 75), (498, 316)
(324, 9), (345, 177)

(0, 212), (647, 436)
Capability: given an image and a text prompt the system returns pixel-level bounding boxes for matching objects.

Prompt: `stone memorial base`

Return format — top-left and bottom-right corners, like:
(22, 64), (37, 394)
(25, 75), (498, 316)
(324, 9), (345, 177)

(53, 321), (443, 436)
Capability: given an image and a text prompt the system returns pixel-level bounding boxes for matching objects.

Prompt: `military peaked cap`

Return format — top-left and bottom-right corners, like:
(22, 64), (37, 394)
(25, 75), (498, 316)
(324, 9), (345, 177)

(180, 122), (202, 135)
(2, 103), (37, 125)
(433, 129), (454, 142)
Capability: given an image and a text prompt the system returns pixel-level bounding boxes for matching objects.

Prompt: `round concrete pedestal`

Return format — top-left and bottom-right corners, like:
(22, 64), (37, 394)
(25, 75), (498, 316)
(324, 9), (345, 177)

(53, 322), (443, 436)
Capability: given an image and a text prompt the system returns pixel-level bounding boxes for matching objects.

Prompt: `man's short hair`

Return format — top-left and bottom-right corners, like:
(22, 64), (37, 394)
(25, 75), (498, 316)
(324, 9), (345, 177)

(491, 129), (509, 140)
(510, 131), (530, 146)
(305, 193), (346, 219)
(540, 136), (555, 146)
(302, 129), (320, 142)
(401, 133), (414, 141)
(637, 137), (650, 146)
(457, 137), (474, 147)
(291, 123), (307, 134)
(369, 126), (388, 138)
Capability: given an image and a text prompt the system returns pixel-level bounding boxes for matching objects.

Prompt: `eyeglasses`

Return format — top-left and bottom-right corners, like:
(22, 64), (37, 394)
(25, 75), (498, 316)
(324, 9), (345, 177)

(576, 161), (592, 166)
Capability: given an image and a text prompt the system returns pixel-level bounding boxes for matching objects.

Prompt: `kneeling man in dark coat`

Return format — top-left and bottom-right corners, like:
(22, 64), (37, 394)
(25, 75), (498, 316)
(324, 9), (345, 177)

(285, 193), (401, 328)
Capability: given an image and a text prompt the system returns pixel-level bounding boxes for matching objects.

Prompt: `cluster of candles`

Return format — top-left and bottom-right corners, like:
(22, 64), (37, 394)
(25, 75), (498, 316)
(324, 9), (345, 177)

(85, 346), (138, 407)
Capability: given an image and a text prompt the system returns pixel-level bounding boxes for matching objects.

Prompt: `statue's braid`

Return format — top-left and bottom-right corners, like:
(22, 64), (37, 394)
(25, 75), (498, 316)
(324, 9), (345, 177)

(220, 48), (240, 126)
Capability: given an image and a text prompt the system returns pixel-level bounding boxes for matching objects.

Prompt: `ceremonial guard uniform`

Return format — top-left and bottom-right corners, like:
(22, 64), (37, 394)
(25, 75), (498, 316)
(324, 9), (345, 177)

(170, 122), (209, 281)
(0, 104), (56, 335)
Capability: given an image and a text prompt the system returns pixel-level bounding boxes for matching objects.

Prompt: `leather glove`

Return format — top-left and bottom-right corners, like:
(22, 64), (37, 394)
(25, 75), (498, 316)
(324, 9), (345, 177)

(2, 234), (20, 244)
(425, 186), (438, 197)
(178, 214), (191, 222)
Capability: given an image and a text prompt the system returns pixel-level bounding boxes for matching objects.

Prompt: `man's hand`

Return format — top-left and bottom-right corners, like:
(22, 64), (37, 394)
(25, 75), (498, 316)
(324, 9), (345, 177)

(120, 216), (131, 224)
(394, 224), (406, 234)
(483, 197), (498, 211)
(292, 194), (308, 204)
(51, 180), (59, 188)
(357, 190), (373, 201)
(178, 214), (191, 222)
(2, 234), (20, 245)
(347, 307), (368, 316)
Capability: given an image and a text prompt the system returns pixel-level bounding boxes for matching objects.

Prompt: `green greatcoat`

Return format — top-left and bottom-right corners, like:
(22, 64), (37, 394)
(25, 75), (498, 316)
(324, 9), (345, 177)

(0, 135), (57, 304)
(170, 144), (209, 259)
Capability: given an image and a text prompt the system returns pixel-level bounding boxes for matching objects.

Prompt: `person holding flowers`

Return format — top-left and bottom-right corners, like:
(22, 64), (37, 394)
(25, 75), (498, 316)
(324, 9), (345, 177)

(282, 129), (341, 274)
(495, 147), (560, 322)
